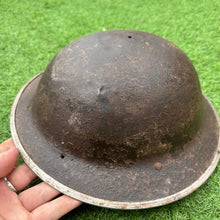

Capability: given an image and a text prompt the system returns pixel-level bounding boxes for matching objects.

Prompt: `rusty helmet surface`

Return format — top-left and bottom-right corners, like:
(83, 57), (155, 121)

(11, 30), (220, 209)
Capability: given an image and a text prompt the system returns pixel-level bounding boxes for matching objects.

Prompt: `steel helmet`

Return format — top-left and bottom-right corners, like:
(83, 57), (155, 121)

(11, 30), (220, 209)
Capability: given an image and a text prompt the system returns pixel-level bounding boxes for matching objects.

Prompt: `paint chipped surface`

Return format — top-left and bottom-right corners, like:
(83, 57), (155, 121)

(10, 31), (220, 210)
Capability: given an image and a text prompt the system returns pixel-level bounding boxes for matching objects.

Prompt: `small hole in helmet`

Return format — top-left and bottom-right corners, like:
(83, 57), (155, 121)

(60, 153), (65, 159)
(128, 36), (132, 38)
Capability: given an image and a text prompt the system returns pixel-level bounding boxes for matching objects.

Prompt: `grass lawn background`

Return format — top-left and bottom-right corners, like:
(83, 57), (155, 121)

(0, 0), (220, 219)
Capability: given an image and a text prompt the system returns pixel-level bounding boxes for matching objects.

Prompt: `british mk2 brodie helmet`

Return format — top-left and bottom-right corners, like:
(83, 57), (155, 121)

(11, 30), (220, 209)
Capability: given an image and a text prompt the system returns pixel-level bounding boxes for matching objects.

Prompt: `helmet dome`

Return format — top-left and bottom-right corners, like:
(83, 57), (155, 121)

(33, 30), (202, 165)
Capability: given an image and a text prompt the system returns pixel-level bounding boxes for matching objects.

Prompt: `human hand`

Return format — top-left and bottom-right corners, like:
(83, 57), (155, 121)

(0, 138), (82, 220)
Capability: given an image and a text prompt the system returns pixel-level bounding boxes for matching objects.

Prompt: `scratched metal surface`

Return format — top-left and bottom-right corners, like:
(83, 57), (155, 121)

(32, 30), (203, 164)
(12, 31), (219, 208)
(15, 79), (218, 202)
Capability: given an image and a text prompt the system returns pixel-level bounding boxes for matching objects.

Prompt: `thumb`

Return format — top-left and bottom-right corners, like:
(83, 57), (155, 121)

(0, 138), (19, 178)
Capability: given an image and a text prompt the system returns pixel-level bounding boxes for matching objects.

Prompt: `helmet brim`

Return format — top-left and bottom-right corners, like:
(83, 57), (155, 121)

(11, 72), (220, 209)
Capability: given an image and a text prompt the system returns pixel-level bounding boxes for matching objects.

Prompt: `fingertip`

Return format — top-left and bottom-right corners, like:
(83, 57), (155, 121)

(32, 195), (82, 220)
(2, 138), (19, 161)
(63, 195), (83, 208)
(7, 144), (19, 165)
(0, 138), (19, 178)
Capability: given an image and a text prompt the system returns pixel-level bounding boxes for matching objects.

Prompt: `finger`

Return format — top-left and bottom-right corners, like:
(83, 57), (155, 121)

(32, 195), (82, 220)
(6, 163), (37, 191)
(0, 179), (30, 220)
(0, 138), (19, 178)
(18, 182), (60, 212)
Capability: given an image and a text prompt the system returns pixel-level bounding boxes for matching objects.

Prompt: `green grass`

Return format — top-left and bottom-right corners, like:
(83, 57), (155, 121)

(1, 0), (220, 219)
